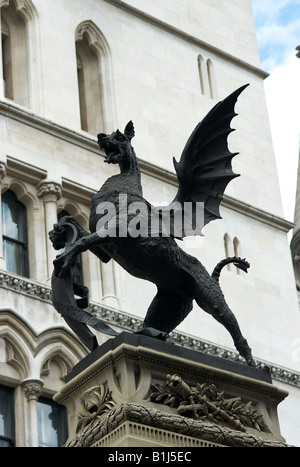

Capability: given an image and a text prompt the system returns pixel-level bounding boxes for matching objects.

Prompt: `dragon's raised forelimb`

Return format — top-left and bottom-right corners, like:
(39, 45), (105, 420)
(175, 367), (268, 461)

(50, 219), (119, 349)
(50, 215), (112, 264)
(54, 231), (109, 278)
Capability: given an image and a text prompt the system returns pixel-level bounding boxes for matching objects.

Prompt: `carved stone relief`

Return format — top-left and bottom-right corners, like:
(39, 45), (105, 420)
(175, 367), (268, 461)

(76, 384), (115, 433)
(149, 374), (270, 434)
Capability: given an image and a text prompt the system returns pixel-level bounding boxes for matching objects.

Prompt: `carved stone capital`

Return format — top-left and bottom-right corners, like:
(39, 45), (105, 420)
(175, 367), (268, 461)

(37, 181), (62, 203)
(0, 162), (7, 182)
(22, 378), (44, 401)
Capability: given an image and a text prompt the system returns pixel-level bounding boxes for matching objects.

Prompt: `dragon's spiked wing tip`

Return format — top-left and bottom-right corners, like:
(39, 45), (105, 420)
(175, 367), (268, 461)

(171, 84), (249, 237)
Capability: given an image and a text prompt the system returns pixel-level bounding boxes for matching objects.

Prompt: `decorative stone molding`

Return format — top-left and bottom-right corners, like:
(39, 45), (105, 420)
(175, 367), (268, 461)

(75, 21), (110, 55)
(55, 332), (288, 446)
(76, 384), (115, 433)
(65, 402), (289, 448)
(13, 0), (38, 22)
(0, 308), (88, 384)
(0, 271), (51, 301)
(37, 181), (62, 203)
(6, 156), (47, 185)
(22, 378), (43, 401)
(4, 340), (28, 379)
(0, 269), (299, 389)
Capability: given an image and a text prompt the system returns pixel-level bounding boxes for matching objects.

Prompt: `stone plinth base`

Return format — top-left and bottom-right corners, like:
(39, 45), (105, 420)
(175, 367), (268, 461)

(54, 332), (289, 447)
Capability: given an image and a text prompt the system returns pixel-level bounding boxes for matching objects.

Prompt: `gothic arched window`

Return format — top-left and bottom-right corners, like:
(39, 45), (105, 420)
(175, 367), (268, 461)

(1, 16), (12, 99)
(197, 54), (206, 95)
(2, 190), (29, 277)
(1, 1), (29, 106)
(75, 27), (104, 134)
(197, 55), (217, 99)
(206, 59), (217, 99)
(75, 21), (115, 135)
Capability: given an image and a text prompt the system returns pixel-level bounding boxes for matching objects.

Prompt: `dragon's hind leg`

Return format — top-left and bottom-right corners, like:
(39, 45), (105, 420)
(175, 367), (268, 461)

(210, 303), (255, 366)
(194, 280), (255, 366)
(139, 287), (193, 336)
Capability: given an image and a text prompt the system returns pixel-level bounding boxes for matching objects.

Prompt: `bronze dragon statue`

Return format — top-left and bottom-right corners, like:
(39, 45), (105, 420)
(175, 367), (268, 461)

(50, 84), (256, 366)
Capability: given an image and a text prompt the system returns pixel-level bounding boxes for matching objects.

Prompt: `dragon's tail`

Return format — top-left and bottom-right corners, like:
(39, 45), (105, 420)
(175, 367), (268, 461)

(211, 257), (250, 282)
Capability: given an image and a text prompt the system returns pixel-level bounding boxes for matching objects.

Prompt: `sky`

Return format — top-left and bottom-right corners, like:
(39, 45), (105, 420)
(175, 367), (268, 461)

(251, 0), (300, 223)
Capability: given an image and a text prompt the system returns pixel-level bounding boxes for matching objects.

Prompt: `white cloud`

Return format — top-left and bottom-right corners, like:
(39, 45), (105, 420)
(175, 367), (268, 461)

(261, 21), (300, 69)
(252, 0), (291, 20)
(252, 0), (300, 22)
(264, 52), (300, 221)
(251, 0), (300, 222)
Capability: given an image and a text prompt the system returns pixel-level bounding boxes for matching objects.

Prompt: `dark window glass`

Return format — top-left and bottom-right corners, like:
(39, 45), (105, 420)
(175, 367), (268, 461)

(0, 385), (15, 447)
(37, 397), (68, 447)
(2, 190), (29, 277)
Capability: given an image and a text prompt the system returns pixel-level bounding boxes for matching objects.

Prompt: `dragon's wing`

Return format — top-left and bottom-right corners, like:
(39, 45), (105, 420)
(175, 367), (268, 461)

(169, 84), (249, 238)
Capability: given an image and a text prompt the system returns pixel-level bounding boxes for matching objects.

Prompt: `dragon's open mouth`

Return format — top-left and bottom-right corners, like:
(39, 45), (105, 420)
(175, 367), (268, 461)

(98, 140), (121, 164)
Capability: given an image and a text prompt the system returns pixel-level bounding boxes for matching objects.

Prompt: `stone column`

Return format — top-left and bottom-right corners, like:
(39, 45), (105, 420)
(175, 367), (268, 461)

(101, 260), (119, 308)
(0, 162), (7, 269)
(22, 378), (44, 447)
(37, 181), (62, 279)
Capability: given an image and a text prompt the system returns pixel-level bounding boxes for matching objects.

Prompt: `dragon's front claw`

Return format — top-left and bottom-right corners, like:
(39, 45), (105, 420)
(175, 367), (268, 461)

(53, 252), (73, 278)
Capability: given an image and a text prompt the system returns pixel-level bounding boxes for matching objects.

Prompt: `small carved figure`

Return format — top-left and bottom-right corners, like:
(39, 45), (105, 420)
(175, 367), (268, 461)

(50, 84), (256, 366)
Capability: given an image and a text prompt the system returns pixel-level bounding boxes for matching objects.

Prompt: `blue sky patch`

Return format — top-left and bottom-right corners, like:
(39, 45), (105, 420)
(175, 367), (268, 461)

(251, 0), (300, 71)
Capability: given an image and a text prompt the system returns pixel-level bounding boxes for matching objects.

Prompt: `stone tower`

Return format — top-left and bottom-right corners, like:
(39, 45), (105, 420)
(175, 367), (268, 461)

(290, 46), (300, 292)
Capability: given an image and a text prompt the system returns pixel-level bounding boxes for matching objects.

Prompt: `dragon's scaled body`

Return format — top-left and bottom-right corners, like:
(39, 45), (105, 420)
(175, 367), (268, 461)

(51, 84), (255, 366)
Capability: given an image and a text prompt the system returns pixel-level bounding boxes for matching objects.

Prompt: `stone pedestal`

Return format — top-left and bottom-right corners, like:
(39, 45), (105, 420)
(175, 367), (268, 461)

(54, 332), (290, 447)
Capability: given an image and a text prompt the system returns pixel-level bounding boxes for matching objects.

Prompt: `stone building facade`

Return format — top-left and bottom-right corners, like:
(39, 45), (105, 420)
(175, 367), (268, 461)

(0, 0), (299, 447)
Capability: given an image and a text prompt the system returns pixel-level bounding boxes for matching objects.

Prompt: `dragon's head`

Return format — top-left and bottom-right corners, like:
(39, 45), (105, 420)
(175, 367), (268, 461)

(49, 222), (67, 250)
(97, 121), (136, 169)
(49, 216), (78, 250)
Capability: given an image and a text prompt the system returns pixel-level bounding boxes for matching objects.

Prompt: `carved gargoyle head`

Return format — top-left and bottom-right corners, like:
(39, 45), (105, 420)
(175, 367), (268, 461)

(97, 121), (135, 169)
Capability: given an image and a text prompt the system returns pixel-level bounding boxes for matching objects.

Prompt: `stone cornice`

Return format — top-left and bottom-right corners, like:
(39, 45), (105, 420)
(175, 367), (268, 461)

(6, 155), (47, 185)
(103, 0), (269, 79)
(0, 100), (100, 155)
(222, 195), (294, 233)
(0, 269), (299, 389)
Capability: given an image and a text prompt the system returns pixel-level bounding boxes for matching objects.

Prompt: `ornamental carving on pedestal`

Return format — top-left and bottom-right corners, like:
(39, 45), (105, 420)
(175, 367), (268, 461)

(76, 384), (115, 433)
(149, 374), (270, 434)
